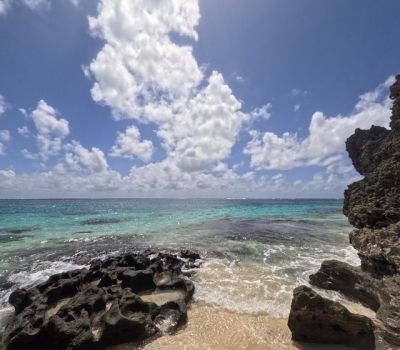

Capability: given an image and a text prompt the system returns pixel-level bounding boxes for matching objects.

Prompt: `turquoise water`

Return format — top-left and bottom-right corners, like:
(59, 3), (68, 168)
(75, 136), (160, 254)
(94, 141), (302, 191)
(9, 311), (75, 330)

(0, 199), (359, 331)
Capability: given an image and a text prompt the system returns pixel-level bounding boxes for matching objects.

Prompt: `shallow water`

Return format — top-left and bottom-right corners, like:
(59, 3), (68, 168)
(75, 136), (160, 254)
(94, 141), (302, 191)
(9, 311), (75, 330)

(0, 198), (360, 336)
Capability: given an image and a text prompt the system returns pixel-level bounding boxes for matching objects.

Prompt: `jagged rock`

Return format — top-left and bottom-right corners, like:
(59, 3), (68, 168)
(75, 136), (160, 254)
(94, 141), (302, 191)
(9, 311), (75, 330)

(1, 251), (201, 350)
(289, 74), (400, 349)
(309, 260), (400, 349)
(310, 260), (381, 312)
(343, 76), (400, 273)
(288, 286), (375, 350)
(349, 224), (400, 274)
(389, 74), (400, 131)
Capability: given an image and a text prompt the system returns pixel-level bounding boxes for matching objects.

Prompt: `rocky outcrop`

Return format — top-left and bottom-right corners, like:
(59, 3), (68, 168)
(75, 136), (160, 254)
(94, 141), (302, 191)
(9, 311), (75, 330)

(288, 75), (400, 349)
(288, 286), (375, 350)
(0, 251), (202, 350)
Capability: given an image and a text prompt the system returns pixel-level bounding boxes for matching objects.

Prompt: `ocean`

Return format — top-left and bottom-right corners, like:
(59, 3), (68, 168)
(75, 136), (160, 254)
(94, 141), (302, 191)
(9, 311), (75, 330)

(0, 198), (360, 346)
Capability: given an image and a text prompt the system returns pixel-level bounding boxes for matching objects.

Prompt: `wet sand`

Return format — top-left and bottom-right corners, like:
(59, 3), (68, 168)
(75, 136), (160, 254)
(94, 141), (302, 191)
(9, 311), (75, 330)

(142, 303), (356, 350)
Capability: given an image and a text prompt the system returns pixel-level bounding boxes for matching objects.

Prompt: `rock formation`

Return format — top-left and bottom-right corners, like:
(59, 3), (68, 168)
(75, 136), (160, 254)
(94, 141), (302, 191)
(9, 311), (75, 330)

(288, 75), (400, 350)
(0, 251), (201, 350)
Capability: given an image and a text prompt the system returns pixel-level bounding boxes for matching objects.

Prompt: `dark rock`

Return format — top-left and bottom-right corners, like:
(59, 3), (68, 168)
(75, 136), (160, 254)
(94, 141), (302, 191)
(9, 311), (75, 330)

(389, 74), (400, 131)
(120, 269), (155, 292)
(0, 235), (33, 243)
(6, 228), (35, 234)
(0, 281), (15, 291)
(349, 224), (400, 275)
(1, 252), (196, 350)
(288, 286), (375, 350)
(289, 75), (400, 350)
(81, 218), (121, 225)
(309, 260), (381, 312)
(180, 250), (201, 260)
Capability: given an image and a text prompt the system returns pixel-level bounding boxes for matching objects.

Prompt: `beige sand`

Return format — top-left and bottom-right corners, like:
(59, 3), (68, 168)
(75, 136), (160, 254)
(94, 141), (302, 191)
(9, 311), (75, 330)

(142, 303), (356, 350)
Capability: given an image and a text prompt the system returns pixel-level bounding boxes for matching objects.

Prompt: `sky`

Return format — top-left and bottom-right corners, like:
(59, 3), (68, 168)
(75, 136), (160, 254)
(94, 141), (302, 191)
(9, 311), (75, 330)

(0, 0), (399, 198)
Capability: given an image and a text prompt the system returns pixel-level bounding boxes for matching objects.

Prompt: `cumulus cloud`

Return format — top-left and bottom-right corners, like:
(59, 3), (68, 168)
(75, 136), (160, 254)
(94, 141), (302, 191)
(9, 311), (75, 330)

(250, 104), (272, 121)
(0, 129), (11, 155)
(244, 76), (395, 170)
(88, 0), (252, 175)
(22, 100), (70, 160)
(31, 100), (69, 137)
(88, 0), (202, 119)
(155, 72), (246, 172)
(0, 160), (360, 197)
(0, 0), (369, 198)
(65, 141), (109, 174)
(109, 126), (153, 162)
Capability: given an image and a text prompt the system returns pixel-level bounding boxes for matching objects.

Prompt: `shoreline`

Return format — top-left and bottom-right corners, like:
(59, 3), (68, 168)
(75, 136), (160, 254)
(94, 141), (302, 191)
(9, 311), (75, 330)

(0, 249), (360, 350)
(142, 302), (356, 350)
(0, 199), (359, 349)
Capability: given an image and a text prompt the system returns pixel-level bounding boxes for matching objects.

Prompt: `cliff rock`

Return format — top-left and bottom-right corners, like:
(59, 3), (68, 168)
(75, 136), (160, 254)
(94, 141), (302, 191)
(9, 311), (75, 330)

(288, 74), (400, 349)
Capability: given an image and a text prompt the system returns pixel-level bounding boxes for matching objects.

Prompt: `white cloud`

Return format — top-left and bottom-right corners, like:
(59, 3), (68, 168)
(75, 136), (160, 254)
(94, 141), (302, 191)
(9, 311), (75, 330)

(0, 161), (360, 197)
(109, 125), (153, 162)
(0, 169), (15, 188)
(22, 100), (70, 160)
(88, 0), (202, 120)
(21, 149), (39, 160)
(232, 162), (243, 171)
(212, 161), (229, 173)
(31, 100), (69, 137)
(245, 76), (395, 170)
(0, 130), (11, 155)
(18, 126), (31, 137)
(18, 108), (28, 117)
(155, 72), (246, 173)
(0, 94), (8, 115)
(250, 104), (271, 121)
(0, 0), (11, 15)
(21, 0), (50, 11)
(294, 104), (300, 112)
(0, 130), (11, 142)
(88, 0), (249, 175)
(65, 141), (109, 174)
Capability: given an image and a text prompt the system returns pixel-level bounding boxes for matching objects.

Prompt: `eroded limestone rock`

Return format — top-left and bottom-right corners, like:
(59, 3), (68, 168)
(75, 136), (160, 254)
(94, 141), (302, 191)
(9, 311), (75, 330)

(1, 251), (201, 350)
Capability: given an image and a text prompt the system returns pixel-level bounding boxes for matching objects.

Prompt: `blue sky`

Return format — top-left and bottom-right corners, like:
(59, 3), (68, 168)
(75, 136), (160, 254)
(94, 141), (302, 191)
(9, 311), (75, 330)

(0, 0), (399, 198)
